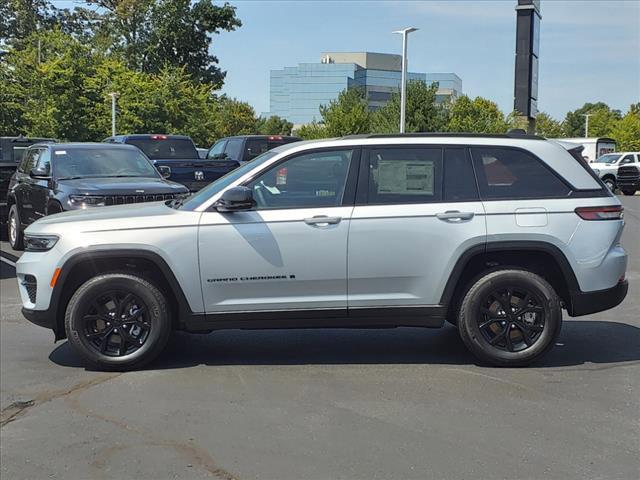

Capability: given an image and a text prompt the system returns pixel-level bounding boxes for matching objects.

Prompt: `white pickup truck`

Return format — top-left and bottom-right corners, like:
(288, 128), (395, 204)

(590, 152), (640, 191)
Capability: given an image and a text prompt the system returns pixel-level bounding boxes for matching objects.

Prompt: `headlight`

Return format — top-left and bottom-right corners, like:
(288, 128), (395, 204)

(24, 234), (59, 252)
(69, 195), (107, 208)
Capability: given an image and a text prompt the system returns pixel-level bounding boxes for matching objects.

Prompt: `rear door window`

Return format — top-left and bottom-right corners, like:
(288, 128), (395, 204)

(471, 147), (571, 199)
(245, 139), (269, 160)
(365, 147), (443, 204)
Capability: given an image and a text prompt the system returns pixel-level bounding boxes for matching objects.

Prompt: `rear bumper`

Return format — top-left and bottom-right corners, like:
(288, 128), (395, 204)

(568, 280), (628, 317)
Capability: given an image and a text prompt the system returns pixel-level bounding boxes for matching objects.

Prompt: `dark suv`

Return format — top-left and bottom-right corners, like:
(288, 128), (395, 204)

(207, 135), (301, 163)
(6, 143), (189, 249)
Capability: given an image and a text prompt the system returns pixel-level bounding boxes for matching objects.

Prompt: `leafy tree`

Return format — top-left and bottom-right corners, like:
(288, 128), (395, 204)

(533, 112), (564, 138)
(609, 111), (640, 151)
(256, 115), (293, 136)
(295, 121), (327, 140)
(630, 102), (640, 116)
(209, 96), (257, 139)
(446, 95), (509, 133)
(371, 80), (447, 133)
(82, 0), (240, 86)
(0, 0), (55, 48)
(319, 87), (371, 137)
(562, 102), (621, 137)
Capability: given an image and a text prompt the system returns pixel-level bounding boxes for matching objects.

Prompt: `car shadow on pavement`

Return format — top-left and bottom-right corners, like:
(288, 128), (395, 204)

(49, 319), (640, 370)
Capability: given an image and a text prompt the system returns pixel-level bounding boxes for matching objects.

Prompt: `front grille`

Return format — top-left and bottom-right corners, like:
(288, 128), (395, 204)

(617, 166), (640, 180)
(22, 275), (37, 303)
(105, 193), (175, 206)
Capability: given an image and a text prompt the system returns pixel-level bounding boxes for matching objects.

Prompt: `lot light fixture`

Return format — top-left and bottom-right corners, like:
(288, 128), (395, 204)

(393, 27), (418, 133)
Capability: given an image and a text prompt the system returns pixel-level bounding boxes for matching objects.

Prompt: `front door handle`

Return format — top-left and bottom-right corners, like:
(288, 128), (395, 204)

(436, 211), (474, 221)
(304, 215), (342, 227)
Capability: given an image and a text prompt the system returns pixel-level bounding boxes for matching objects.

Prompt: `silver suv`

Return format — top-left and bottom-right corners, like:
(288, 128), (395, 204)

(16, 133), (629, 370)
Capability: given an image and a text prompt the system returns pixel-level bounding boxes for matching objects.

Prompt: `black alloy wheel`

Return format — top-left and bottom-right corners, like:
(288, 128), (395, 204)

(81, 291), (151, 357)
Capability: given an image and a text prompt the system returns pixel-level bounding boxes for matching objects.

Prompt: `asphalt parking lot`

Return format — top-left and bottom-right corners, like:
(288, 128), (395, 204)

(1, 197), (639, 480)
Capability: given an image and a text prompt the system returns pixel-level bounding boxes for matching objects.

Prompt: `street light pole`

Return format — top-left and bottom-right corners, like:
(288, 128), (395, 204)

(108, 92), (119, 136)
(393, 27), (418, 133)
(581, 113), (592, 138)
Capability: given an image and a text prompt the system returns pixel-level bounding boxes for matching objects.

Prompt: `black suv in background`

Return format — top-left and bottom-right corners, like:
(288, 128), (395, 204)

(1, 136), (56, 225)
(6, 143), (189, 249)
(104, 134), (240, 191)
(207, 135), (301, 163)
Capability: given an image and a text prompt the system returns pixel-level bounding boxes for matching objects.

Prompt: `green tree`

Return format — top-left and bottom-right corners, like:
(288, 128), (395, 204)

(0, 0), (55, 48)
(256, 115), (293, 136)
(608, 111), (640, 151)
(446, 95), (509, 133)
(295, 121), (327, 140)
(319, 87), (371, 137)
(371, 80), (447, 133)
(209, 96), (257, 139)
(562, 102), (621, 137)
(534, 112), (564, 138)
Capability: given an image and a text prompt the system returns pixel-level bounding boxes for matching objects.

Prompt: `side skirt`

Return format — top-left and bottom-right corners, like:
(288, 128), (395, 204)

(182, 306), (447, 332)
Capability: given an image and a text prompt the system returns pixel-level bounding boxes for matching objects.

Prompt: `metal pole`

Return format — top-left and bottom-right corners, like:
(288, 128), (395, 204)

(393, 27), (418, 134)
(108, 93), (118, 136)
(400, 32), (407, 133)
(582, 113), (592, 138)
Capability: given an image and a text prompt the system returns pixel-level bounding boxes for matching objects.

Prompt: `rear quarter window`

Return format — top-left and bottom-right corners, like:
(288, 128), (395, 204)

(471, 147), (571, 199)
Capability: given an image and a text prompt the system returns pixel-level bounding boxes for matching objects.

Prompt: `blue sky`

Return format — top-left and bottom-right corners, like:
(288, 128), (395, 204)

(53, 1), (640, 120)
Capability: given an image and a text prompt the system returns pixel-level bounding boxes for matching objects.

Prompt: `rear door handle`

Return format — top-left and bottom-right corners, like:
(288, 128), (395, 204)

(436, 211), (474, 221)
(304, 215), (342, 227)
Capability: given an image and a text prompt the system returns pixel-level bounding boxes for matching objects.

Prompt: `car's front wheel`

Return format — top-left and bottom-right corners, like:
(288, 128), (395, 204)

(8, 204), (24, 250)
(457, 269), (562, 367)
(602, 177), (616, 192)
(65, 273), (172, 371)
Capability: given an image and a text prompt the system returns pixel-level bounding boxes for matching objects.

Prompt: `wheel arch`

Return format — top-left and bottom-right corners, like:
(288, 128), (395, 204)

(441, 241), (581, 317)
(51, 249), (195, 340)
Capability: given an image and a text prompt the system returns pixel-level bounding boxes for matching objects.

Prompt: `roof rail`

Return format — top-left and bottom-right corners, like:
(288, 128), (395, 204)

(340, 132), (545, 140)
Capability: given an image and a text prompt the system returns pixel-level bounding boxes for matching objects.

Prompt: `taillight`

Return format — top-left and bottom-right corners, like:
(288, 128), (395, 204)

(268, 135), (283, 141)
(151, 134), (167, 140)
(575, 205), (624, 220)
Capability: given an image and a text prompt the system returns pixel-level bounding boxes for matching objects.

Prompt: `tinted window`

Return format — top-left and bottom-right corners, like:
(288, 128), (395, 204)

(471, 147), (571, 199)
(444, 148), (478, 201)
(18, 149), (39, 173)
(245, 139), (269, 160)
(246, 149), (353, 209)
(366, 147), (442, 204)
(224, 138), (244, 160)
(53, 147), (159, 179)
(126, 137), (197, 159)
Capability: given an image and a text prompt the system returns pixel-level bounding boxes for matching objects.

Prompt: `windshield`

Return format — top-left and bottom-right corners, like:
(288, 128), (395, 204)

(178, 151), (278, 210)
(53, 147), (159, 179)
(593, 153), (621, 164)
(126, 137), (198, 159)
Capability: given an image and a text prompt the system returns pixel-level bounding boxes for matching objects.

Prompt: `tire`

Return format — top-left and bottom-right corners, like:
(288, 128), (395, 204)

(47, 202), (63, 215)
(602, 177), (616, 192)
(8, 204), (24, 250)
(457, 269), (562, 367)
(65, 273), (172, 371)
(622, 190), (637, 196)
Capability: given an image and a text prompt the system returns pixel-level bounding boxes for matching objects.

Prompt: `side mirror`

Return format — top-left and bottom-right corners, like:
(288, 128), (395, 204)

(157, 165), (171, 178)
(215, 186), (254, 212)
(30, 167), (50, 179)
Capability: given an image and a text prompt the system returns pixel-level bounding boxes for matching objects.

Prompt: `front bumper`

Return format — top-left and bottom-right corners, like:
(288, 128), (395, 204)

(568, 280), (629, 317)
(617, 179), (639, 189)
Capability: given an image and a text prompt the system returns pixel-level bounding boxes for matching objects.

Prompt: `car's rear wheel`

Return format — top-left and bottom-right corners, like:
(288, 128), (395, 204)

(65, 273), (171, 371)
(457, 269), (562, 367)
(8, 204), (24, 250)
(622, 189), (637, 196)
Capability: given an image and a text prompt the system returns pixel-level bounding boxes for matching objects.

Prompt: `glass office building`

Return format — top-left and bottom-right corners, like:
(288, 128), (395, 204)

(264, 52), (462, 125)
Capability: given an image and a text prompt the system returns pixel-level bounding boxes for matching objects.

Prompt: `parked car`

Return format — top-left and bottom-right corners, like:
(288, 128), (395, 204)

(104, 134), (240, 191)
(207, 135), (301, 163)
(589, 152), (640, 191)
(6, 142), (189, 250)
(17, 133), (628, 370)
(617, 154), (640, 196)
(1, 136), (56, 225)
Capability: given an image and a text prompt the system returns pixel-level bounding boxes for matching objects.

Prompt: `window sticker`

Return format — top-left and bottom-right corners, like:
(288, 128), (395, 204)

(55, 150), (67, 155)
(377, 160), (434, 195)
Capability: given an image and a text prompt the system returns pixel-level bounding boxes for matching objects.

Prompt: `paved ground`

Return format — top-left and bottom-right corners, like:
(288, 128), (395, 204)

(1, 198), (639, 480)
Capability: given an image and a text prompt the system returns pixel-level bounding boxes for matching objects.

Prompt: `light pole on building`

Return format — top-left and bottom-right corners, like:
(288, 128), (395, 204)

(108, 92), (119, 136)
(393, 27), (418, 133)
(581, 113), (592, 138)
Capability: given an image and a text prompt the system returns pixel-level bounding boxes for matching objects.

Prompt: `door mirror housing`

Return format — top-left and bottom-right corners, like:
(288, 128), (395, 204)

(157, 165), (171, 178)
(30, 167), (50, 179)
(215, 186), (254, 212)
